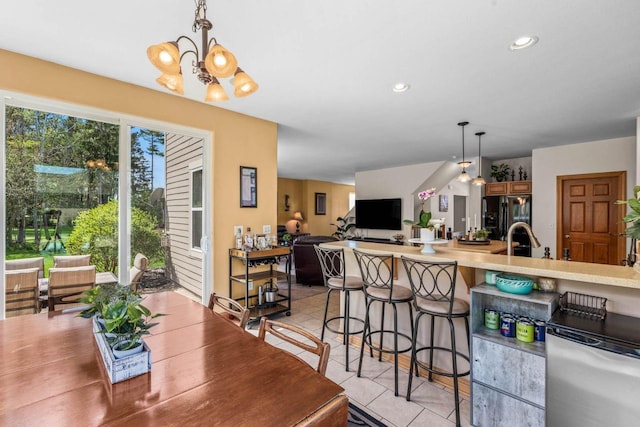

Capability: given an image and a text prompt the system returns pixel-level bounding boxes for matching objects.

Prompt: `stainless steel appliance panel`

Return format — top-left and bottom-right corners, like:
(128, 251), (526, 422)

(546, 331), (640, 427)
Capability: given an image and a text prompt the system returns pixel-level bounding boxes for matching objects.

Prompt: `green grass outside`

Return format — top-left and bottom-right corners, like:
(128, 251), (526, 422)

(6, 224), (165, 276)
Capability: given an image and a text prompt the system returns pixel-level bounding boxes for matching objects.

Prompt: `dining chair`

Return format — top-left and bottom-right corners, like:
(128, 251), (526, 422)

(5, 268), (40, 317)
(401, 256), (470, 427)
(53, 254), (91, 268)
(314, 245), (364, 371)
(48, 265), (96, 312)
(258, 317), (331, 376)
(208, 293), (250, 329)
(353, 249), (414, 396)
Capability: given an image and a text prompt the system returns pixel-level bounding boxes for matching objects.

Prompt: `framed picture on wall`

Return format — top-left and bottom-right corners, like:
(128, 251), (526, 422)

(439, 195), (449, 212)
(315, 192), (327, 215)
(240, 166), (257, 208)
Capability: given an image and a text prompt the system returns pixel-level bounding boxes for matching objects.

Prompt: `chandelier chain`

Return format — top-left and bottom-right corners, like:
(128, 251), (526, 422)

(193, 0), (208, 32)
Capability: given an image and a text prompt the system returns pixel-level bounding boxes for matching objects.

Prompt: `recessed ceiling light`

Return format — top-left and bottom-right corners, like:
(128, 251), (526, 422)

(392, 82), (410, 93)
(509, 35), (538, 51)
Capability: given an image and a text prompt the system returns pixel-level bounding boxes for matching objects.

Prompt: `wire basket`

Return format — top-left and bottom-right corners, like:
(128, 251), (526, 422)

(559, 292), (607, 320)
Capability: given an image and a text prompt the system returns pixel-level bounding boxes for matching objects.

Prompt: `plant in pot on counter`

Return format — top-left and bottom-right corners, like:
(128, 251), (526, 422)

(474, 229), (490, 241)
(616, 184), (640, 269)
(403, 187), (437, 229)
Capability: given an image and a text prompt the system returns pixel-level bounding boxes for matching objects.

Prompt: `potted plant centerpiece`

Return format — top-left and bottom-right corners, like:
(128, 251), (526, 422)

(80, 285), (163, 359)
(474, 228), (490, 241)
(404, 187), (438, 242)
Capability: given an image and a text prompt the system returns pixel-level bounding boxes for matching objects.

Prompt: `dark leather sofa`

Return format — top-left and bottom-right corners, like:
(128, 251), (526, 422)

(292, 235), (338, 286)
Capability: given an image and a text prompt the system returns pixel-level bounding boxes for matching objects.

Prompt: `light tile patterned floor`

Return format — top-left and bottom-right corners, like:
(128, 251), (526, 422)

(246, 292), (471, 427)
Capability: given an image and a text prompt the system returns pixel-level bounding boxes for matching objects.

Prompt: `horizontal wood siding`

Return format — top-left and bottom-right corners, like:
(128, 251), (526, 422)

(165, 132), (204, 297)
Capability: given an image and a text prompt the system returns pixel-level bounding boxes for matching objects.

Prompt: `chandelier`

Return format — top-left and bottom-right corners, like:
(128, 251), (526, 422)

(146, 0), (258, 102)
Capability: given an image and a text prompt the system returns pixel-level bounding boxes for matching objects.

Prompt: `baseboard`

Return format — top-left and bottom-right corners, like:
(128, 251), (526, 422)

(340, 335), (471, 397)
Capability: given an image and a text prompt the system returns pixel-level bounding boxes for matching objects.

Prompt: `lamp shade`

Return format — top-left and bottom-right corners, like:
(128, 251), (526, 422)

(204, 79), (229, 102)
(293, 211), (304, 221)
(156, 72), (184, 95)
(204, 44), (238, 78)
(147, 42), (181, 74)
(472, 176), (486, 186)
(457, 170), (471, 182)
(233, 68), (259, 97)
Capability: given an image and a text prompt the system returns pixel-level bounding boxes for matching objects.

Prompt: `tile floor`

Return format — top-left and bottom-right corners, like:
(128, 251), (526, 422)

(246, 291), (472, 427)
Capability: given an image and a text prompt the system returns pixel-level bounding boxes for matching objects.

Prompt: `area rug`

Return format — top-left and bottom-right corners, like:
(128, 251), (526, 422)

(348, 402), (387, 427)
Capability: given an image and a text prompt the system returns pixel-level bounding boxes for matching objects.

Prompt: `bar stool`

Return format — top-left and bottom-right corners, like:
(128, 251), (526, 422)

(353, 250), (414, 396)
(401, 256), (470, 427)
(314, 245), (365, 371)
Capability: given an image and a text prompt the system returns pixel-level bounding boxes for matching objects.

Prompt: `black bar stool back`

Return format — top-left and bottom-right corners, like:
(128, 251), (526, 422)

(314, 245), (364, 371)
(353, 249), (414, 396)
(401, 256), (470, 427)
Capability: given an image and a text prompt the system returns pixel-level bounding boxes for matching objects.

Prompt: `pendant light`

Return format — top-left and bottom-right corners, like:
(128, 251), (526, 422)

(457, 121), (472, 182)
(472, 131), (487, 186)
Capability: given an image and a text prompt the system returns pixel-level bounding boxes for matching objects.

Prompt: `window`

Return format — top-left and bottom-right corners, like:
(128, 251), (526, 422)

(191, 167), (203, 251)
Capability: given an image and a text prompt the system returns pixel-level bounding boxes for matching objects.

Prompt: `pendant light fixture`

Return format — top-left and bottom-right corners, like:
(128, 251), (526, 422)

(147, 0), (258, 102)
(472, 131), (487, 186)
(457, 121), (472, 182)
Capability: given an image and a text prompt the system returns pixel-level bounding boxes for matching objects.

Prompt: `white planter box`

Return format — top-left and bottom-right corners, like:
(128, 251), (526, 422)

(92, 316), (152, 383)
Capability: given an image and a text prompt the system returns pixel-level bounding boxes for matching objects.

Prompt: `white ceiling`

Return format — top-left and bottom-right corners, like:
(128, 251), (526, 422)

(2, 1), (640, 185)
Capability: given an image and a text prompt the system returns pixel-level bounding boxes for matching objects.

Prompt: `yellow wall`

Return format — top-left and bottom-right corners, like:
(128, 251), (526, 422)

(277, 178), (354, 236)
(0, 49), (278, 299)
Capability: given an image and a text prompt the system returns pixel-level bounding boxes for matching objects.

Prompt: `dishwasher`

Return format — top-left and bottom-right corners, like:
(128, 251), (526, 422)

(546, 292), (640, 427)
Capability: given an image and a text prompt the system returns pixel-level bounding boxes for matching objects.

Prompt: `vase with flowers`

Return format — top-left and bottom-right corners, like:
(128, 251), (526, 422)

(404, 187), (437, 242)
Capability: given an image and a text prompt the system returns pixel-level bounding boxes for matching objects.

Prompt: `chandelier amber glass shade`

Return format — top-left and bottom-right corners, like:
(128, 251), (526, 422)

(156, 72), (184, 95)
(204, 79), (229, 102)
(147, 42), (181, 74)
(233, 68), (259, 97)
(204, 44), (238, 78)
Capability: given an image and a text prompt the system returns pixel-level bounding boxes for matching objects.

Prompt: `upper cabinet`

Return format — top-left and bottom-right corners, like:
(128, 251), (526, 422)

(485, 180), (531, 195)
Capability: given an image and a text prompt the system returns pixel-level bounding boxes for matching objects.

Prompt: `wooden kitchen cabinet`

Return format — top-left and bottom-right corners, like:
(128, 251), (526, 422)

(485, 180), (531, 195)
(470, 284), (559, 426)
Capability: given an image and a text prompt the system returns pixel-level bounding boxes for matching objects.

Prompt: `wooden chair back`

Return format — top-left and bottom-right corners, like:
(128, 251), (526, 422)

(207, 293), (250, 329)
(258, 317), (330, 375)
(53, 255), (91, 268)
(5, 268), (40, 317)
(48, 265), (96, 312)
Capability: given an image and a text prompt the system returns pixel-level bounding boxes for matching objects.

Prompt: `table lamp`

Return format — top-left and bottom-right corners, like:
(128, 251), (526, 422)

(293, 211), (304, 233)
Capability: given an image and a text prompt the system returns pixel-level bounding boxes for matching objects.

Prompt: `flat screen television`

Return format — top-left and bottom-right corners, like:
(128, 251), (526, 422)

(355, 198), (402, 230)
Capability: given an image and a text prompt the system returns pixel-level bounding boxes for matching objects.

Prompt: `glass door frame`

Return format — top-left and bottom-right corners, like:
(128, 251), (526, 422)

(0, 92), (213, 319)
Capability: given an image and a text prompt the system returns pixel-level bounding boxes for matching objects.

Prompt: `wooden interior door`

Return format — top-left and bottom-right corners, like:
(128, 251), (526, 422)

(557, 172), (626, 265)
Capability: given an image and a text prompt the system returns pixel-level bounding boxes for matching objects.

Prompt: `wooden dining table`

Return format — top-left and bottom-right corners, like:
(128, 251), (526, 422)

(0, 291), (348, 426)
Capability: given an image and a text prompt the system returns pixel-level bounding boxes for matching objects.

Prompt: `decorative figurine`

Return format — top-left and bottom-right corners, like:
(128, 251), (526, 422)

(524, 170), (528, 180)
(519, 166), (523, 181)
(510, 170), (515, 181)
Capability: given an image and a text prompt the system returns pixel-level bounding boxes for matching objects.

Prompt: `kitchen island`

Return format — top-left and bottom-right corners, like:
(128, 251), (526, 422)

(320, 239), (640, 409)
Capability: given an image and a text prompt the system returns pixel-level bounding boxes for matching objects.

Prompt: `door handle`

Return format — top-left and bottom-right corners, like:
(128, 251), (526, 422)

(564, 234), (570, 239)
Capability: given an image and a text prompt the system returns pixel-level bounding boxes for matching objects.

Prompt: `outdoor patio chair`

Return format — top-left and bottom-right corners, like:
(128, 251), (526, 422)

(130, 253), (148, 291)
(48, 265), (96, 312)
(208, 293), (250, 329)
(53, 255), (91, 268)
(5, 268), (40, 317)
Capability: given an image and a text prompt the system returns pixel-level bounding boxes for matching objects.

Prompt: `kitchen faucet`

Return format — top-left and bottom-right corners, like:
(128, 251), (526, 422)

(507, 221), (541, 256)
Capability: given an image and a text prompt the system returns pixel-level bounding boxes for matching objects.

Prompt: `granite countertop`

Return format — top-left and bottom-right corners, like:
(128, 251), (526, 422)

(322, 240), (640, 290)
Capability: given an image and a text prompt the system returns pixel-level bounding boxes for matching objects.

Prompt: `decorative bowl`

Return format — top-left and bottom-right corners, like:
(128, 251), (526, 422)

(495, 274), (534, 295)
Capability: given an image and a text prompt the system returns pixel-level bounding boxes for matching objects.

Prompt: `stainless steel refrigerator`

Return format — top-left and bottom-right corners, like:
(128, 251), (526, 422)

(483, 195), (532, 256)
